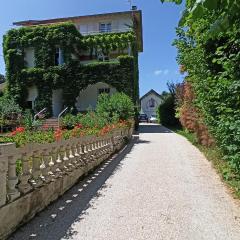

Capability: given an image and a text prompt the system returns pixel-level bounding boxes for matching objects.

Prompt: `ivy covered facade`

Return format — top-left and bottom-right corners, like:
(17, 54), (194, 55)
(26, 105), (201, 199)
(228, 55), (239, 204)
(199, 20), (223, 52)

(3, 10), (142, 116)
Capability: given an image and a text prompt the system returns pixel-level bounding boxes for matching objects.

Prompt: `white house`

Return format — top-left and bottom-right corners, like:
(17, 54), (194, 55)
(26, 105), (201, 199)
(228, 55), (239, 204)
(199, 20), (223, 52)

(14, 9), (143, 117)
(140, 89), (162, 118)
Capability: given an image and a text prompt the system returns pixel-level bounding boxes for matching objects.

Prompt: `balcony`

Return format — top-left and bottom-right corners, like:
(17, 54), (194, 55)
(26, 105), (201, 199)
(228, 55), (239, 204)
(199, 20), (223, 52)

(79, 27), (132, 36)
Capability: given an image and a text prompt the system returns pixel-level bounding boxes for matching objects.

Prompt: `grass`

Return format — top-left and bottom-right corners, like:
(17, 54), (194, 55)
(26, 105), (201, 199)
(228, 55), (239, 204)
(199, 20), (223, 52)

(170, 126), (240, 199)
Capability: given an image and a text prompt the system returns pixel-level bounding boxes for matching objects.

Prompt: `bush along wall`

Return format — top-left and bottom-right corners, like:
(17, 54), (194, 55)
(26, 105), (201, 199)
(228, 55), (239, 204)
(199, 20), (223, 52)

(3, 23), (139, 115)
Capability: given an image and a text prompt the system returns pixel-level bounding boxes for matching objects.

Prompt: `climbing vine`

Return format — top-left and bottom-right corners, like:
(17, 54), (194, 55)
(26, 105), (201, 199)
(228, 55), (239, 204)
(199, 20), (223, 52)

(3, 23), (138, 115)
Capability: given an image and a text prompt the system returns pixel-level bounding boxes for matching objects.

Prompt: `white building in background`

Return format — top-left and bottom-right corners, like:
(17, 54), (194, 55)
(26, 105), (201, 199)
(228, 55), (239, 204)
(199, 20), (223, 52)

(140, 89), (162, 118)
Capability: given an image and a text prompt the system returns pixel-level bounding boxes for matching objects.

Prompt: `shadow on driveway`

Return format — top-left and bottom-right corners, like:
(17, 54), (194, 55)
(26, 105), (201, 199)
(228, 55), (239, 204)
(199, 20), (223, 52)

(9, 135), (150, 240)
(139, 124), (173, 134)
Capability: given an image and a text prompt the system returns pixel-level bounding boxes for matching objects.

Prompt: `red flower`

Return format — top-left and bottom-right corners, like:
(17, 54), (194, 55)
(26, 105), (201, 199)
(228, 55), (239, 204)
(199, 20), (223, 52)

(9, 131), (17, 136)
(75, 123), (83, 129)
(9, 126), (25, 136)
(54, 128), (62, 141)
(16, 127), (25, 133)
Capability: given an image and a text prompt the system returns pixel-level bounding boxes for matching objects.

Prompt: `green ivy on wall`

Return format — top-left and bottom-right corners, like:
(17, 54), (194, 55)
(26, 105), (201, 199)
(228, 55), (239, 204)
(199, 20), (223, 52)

(3, 22), (139, 115)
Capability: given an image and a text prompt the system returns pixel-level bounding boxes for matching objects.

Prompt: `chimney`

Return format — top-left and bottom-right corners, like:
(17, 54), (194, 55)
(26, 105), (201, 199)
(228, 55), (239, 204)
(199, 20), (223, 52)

(132, 6), (137, 11)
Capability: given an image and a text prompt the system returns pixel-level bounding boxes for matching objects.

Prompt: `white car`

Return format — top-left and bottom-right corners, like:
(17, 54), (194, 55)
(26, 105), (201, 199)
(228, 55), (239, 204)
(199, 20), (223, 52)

(149, 115), (158, 123)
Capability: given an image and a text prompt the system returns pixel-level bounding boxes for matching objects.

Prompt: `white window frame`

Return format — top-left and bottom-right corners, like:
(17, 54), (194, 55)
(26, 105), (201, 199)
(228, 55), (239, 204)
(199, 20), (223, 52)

(99, 22), (112, 33)
(54, 47), (64, 66)
(97, 50), (109, 62)
(24, 48), (35, 68)
(98, 88), (110, 95)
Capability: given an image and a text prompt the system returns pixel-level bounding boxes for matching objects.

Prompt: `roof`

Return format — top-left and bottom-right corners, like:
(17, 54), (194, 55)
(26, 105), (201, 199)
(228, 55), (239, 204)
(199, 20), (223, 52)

(13, 10), (141, 26)
(140, 89), (162, 101)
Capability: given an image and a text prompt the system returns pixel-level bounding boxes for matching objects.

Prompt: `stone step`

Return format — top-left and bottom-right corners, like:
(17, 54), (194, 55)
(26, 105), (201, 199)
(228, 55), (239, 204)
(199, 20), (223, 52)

(41, 118), (60, 130)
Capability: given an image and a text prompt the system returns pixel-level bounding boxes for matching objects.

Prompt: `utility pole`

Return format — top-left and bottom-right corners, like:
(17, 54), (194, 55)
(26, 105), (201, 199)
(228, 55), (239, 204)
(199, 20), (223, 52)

(128, 0), (133, 10)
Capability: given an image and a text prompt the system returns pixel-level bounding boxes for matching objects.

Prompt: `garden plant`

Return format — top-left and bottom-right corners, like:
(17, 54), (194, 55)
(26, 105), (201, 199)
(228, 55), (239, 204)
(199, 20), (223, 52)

(0, 93), (134, 148)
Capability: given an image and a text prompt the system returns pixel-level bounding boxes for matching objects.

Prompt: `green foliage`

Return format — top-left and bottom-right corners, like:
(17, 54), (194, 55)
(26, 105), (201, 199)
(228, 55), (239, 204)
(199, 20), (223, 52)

(22, 109), (42, 130)
(61, 92), (134, 130)
(0, 95), (21, 116)
(3, 23), (139, 114)
(162, 0), (240, 38)
(0, 95), (22, 130)
(0, 129), (55, 147)
(170, 0), (240, 173)
(78, 111), (108, 129)
(96, 93), (135, 122)
(158, 94), (179, 127)
(61, 113), (82, 129)
(82, 32), (136, 55)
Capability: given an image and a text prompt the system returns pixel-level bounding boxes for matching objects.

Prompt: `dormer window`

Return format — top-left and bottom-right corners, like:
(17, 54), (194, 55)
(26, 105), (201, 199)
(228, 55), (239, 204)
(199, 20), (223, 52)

(99, 23), (112, 33)
(54, 47), (64, 65)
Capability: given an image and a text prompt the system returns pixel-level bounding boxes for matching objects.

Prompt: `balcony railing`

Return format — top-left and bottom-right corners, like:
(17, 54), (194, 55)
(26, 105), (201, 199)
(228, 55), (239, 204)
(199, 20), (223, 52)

(80, 27), (132, 36)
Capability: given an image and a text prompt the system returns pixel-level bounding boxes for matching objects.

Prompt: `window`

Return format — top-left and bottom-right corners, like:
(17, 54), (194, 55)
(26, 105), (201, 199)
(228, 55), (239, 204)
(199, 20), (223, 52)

(98, 88), (110, 95)
(79, 24), (88, 35)
(54, 48), (64, 66)
(97, 51), (109, 62)
(148, 98), (155, 108)
(24, 48), (35, 68)
(99, 23), (112, 33)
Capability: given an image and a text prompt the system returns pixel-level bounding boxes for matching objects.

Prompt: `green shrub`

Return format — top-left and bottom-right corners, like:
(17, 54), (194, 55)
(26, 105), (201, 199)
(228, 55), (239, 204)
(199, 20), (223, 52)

(96, 92), (134, 122)
(0, 95), (22, 131)
(0, 95), (22, 116)
(171, 3), (240, 173)
(61, 92), (134, 130)
(61, 113), (81, 129)
(158, 95), (179, 127)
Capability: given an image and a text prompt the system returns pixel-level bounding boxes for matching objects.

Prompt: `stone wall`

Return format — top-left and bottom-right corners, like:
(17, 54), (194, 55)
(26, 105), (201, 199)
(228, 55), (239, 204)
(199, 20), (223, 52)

(0, 127), (133, 239)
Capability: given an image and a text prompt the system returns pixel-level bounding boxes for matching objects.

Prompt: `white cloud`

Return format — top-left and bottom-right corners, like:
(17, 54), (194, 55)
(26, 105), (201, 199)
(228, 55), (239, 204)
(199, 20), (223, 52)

(154, 70), (162, 76)
(154, 69), (169, 76)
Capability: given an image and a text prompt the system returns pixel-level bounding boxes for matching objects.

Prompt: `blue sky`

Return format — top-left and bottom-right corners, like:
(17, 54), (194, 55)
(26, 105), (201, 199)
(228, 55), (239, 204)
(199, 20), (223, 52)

(0, 0), (184, 96)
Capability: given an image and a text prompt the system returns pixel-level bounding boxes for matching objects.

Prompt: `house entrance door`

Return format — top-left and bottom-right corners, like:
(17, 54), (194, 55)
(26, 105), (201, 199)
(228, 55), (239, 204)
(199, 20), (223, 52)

(52, 89), (63, 117)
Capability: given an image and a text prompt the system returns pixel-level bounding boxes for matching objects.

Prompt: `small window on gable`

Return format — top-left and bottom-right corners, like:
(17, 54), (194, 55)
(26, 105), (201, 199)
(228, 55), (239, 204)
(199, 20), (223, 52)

(98, 88), (110, 95)
(99, 23), (112, 33)
(148, 98), (155, 108)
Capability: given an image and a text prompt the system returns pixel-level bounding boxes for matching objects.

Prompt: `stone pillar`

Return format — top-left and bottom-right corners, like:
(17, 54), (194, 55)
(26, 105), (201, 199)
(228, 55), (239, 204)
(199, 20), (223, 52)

(0, 143), (13, 206)
(0, 143), (21, 202)
(18, 152), (32, 194)
(31, 150), (43, 188)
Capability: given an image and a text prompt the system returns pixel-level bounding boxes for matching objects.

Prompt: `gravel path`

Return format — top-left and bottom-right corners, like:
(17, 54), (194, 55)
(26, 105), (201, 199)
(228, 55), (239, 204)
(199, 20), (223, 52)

(9, 124), (240, 240)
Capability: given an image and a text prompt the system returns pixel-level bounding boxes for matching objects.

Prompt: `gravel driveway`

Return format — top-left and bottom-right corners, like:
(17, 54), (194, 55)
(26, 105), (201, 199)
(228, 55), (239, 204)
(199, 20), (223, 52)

(9, 124), (240, 240)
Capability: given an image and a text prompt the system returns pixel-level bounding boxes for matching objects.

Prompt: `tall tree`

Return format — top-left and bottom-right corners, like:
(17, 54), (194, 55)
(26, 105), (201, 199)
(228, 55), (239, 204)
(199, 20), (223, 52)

(161, 0), (240, 37)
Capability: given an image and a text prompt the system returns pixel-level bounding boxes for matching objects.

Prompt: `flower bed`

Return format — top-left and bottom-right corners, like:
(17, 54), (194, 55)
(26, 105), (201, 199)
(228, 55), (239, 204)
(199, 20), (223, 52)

(0, 120), (132, 147)
(0, 92), (134, 147)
